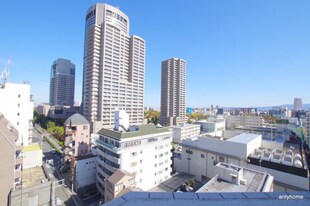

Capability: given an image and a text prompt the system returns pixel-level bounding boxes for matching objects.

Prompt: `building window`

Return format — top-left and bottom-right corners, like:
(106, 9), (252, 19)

(131, 152), (137, 157)
(17, 113), (20, 116)
(140, 159), (142, 163)
(130, 161), (137, 167)
(219, 156), (225, 162)
(186, 150), (193, 154)
(201, 154), (205, 158)
(83, 126), (88, 130)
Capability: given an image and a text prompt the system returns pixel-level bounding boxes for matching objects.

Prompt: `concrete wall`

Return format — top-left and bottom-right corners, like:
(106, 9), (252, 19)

(182, 136), (255, 159)
(246, 164), (309, 190)
(0, 122), (15, 206)
(119, 136), (172, 191)
(23, 150), (42, 169)
(75, 156), (97, 189)
(0, 83), (34, 146)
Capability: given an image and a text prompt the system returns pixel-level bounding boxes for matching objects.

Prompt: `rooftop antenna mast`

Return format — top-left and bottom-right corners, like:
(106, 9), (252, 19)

(1, 57), (12, 85)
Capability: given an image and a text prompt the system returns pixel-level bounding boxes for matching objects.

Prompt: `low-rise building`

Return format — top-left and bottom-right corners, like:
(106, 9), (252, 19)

(175, 133), (309, 191)
(171, 124), (200, 144)
(226, 116), (266, 130)
(196, 119), (225, 136)
(71, 154), (97, 191)
(104, 169), (141, 203)
(22, 143), (42, 169)
(10, 167), (52, 206)
(196, 162), (274, 192)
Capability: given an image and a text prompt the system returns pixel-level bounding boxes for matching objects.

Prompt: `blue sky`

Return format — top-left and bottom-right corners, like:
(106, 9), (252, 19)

(0, 0), (309, 108)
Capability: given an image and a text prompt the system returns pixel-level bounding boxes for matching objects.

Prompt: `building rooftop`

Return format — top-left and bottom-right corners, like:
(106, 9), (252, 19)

(107, 169), (134, 185)
(98, 124), (170, 139)
(22, 167), (46, 188)
(227, 133), (261, 144)
(171, 124), (200, 129)
(149, 172), (195, 192)
(64, 113), (89, 126)
(23, 143), (41, 152)
(102, 191), (310, 206)
(197, 167), (268, 192)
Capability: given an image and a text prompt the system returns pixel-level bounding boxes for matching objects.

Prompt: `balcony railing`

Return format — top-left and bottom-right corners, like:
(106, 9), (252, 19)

(96, 139), (120, 152)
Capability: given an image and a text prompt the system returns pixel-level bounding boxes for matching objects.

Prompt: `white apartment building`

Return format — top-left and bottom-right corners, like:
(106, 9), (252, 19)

(175, 133), (309, 191)
(49, 58), (75, 106)
(82, 3), (145, 132)
(160, 58), (186, 126)
(0, 83), (34, 146)
(96, 124), (172, 195)
(226, 115), (265, 130)
(171, 124), (200, 144)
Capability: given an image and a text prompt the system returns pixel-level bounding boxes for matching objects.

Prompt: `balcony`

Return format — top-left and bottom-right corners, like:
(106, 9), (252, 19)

(96, 139), (120, 152)
(15, 156), (23, 165)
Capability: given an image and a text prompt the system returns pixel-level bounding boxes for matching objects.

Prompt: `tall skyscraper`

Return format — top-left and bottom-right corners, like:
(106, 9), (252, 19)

(160, 58), (186, 126)
(294, 97), (303, 111)
(49, 58), (75, 106)
(82, 3), (145, 132)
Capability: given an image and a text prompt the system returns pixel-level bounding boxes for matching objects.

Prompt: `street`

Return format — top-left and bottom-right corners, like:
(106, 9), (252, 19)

(33, 129), (84, 206)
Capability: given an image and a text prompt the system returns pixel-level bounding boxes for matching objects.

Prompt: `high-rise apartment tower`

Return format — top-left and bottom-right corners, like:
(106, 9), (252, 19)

(160, 58), (186, 126)
(82, 3), (145, 132)
(49, 58), (75, 106)
(293, 97), (303, 111)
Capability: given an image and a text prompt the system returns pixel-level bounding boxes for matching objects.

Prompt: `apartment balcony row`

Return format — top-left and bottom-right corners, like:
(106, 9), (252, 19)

(96, 139), (120, 152)
(97, 148), (121, 164)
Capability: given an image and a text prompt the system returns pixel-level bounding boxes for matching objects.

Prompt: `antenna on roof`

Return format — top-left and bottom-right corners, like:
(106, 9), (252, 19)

(1, 57), (12, 86)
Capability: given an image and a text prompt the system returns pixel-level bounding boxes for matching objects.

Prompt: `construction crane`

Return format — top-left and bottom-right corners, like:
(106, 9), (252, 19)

(1, 57), (11, 85)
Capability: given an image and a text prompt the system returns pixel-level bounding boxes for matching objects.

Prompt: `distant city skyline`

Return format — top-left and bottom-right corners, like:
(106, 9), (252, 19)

(1, 0), (310, 107)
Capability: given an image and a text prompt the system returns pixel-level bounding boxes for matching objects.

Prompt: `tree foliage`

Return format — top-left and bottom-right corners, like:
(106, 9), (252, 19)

(144, 110), (160, 124)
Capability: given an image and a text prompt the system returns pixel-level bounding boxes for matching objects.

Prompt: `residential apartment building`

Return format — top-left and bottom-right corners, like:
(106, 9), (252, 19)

(160, 58), (186, 126)
(0, 82), (34, 146)
(64, 113), (97, 191)
(82, 3), (145, 132)
(49, 58), (75, 106)
(225, 115), (265, 130)
(96, 123), (172, 195)
(294, 97), (303, 111)
(0, 114), (23, 206)
(64, 113), (91, 163)
(171, 124), (200, 144)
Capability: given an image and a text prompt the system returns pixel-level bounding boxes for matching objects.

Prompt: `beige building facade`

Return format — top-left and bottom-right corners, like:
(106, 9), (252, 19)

(82, 3), (145, 133)
(160, 58), (186, 126)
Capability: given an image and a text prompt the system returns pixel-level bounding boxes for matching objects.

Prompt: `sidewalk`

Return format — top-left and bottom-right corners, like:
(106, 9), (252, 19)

(35, 124), (63, 153)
